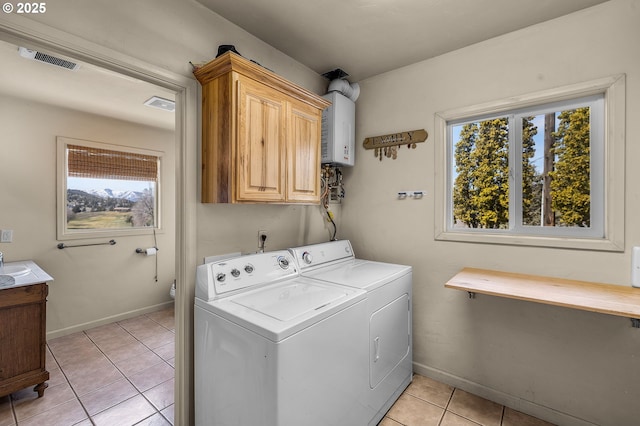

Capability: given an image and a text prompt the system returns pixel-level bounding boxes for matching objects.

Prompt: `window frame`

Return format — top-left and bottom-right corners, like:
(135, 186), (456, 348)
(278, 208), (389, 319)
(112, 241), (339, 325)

(434, 75), (625, 251)
(56, 136), (164, 240)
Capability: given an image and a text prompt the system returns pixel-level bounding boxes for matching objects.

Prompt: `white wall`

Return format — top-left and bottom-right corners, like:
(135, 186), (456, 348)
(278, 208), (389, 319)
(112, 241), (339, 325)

(0, 95), (176, 336)
(341, 1), (640, 424)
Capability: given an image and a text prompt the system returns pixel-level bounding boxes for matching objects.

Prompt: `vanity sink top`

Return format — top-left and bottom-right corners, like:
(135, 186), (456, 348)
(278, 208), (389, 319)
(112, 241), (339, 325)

(0, 275), (16, 288)
(0, 261), (53, 289)
(0, 264), (31, 277)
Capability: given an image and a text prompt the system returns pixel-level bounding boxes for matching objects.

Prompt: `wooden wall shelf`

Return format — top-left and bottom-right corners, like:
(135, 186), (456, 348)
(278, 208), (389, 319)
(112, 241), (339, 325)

(445, 268), (640, 327)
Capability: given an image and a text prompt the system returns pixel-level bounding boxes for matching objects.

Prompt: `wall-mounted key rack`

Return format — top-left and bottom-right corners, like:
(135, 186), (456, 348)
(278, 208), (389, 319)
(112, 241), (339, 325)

(398, 191), (425, 199)
(363, 129), (428, 161)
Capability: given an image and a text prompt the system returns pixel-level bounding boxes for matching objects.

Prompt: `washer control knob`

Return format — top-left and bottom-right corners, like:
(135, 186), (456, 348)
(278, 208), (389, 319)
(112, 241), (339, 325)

(302, 251), (313, 264)
(230, 268), (240, 278)
(277, 256), (290, 269)
(244, 264), (254, 274)
(216, 273), (226, 282)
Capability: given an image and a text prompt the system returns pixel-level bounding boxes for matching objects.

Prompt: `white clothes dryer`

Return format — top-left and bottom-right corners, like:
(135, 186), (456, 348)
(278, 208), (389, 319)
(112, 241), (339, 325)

(289, 240), (413, 426)
(194, 250), (370, 426)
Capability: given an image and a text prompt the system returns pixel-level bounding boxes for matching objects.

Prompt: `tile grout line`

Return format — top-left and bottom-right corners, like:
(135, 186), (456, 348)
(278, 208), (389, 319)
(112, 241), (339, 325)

(133, 311), (175, 425)
(45, 334), (96, 426)
(11, 308), (174, 426)
(85, 319), (174, 425)
(9, 395), (17, 426)
(436, 386), (456, 426)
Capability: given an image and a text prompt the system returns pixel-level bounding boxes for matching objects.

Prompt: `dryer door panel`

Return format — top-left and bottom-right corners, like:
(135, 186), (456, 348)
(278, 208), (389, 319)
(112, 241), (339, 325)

(370, 293), (410, 388)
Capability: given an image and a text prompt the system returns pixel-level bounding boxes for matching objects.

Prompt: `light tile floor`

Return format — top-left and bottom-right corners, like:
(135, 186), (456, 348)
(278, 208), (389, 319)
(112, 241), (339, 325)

(379, 374), (555, 426)
(0, 304), (554, 426)
(0, 305), (175, 426)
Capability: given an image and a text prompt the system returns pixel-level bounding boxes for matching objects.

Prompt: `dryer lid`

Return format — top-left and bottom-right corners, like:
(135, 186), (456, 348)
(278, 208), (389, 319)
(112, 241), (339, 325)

(305, 259), (411, 290)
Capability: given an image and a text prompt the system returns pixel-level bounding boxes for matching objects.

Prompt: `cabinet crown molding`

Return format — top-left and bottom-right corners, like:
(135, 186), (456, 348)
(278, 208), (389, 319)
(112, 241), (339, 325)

(194, 52), (330, 110)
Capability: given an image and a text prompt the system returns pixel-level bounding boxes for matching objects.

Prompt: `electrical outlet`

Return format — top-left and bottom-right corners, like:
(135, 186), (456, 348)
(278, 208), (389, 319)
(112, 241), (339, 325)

(258, 230), (268, 249)
(0, 230), (12, 243)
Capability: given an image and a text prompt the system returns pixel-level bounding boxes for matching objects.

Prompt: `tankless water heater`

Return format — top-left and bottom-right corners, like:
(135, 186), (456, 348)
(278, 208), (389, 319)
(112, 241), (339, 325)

(321, 91), (355, 166)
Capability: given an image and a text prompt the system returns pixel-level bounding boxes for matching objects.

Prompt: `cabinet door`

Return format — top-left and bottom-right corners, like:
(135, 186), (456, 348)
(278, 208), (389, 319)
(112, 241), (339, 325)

(0, 283), (48, 398)
(236, 77), (286, 202)
(287, 99), (321, 203)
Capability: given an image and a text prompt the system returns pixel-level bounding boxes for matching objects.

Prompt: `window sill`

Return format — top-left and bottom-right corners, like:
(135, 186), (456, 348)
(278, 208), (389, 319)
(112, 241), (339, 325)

(435, 230), (623, 252)
(445, 267), (640, 326)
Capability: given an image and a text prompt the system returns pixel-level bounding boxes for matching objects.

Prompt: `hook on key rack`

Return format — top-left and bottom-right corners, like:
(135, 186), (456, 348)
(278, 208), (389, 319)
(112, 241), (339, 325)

(398, 191), (425, 199)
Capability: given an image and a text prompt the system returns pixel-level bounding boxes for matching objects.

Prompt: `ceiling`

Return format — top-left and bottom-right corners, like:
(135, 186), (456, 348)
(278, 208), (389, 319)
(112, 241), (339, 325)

(0, 1), (608, 130)
(0, 39), (176, 130)
(196, 0), (608, 82)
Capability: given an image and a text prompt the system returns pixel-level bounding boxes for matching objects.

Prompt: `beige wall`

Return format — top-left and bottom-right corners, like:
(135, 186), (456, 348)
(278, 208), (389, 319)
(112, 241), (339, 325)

(341, 1), (640, 425)
(0, 2), (333, 322)
(1, 2), (334, 424)
(197, 203), (338, 260)
(4, 0), (638, 424)
(23, 0), (326, 95)
(15, 0), (334, 257)
(0, 95), (176, 336)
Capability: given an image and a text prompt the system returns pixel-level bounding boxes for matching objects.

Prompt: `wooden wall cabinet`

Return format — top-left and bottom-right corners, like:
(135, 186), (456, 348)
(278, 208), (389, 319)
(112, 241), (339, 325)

(194, 52), (331, 204)
(0, 283), (49, 398)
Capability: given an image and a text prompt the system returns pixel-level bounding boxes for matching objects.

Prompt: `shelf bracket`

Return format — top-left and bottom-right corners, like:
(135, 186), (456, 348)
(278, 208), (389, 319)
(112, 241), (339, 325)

(446, 268), (640, 330)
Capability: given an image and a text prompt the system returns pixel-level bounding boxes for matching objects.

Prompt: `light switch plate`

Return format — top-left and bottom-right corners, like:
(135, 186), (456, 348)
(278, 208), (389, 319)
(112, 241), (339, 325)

(0, 230), (12, 243)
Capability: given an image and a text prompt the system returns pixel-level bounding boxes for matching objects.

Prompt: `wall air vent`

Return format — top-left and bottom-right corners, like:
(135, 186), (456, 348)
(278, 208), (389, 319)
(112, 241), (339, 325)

(18, 47), (81, 71)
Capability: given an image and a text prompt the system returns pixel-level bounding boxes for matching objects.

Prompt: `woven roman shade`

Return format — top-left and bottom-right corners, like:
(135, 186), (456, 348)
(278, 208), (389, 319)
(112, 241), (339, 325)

(67, 144), (158, 182)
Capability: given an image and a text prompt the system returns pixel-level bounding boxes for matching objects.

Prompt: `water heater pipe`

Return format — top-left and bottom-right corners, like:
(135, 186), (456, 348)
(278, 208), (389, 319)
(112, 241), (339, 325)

(327, 79), (360, 102)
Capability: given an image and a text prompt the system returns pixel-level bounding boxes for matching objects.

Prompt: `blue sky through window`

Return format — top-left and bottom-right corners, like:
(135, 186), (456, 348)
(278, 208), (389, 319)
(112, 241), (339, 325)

(68, 177), (154, 193)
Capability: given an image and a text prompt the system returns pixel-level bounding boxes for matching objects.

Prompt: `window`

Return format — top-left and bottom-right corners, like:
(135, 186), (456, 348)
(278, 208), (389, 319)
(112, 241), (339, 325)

(434, 75), (625, 251)
(57, 137), (162, 240)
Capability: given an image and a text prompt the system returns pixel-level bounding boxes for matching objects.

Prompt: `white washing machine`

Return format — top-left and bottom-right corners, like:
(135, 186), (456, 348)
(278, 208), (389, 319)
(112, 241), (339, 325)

(289, 240), (413, 426)
(194, 250), (370, 426)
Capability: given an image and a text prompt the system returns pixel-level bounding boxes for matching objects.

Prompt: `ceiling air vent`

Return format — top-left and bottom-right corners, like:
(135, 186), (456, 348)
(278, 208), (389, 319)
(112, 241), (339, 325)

(18, 47), (81, 71)
(144, 96), (175, 112)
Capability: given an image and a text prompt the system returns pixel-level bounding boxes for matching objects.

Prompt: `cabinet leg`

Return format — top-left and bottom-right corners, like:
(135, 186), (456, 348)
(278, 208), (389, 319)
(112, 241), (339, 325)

(33, 382), (48, 398)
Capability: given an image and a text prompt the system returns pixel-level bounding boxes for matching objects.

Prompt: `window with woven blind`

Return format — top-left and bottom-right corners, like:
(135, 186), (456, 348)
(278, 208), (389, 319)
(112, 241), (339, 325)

(67, 144), (158, 182)
(57, 137), (162, 239)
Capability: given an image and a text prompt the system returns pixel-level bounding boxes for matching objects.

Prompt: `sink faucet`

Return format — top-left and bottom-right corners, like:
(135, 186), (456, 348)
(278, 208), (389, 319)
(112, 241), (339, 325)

(0, 252), (3, 268)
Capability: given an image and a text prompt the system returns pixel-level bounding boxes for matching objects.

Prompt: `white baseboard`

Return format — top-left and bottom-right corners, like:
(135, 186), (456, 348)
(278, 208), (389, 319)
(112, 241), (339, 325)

(46, 301), (174, 340)
(413, 361), (598, 426)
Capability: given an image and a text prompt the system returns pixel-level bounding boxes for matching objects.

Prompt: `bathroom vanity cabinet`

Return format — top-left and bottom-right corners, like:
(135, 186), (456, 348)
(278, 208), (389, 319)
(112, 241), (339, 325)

(0, 282), (49, 398)
(194, 52), (331, 204)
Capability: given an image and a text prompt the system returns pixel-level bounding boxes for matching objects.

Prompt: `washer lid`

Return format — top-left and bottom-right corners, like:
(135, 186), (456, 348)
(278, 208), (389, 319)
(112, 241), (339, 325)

(197, 277), (366, 342)
(231, 280), (352, 321)
(304, 259), (411, 291)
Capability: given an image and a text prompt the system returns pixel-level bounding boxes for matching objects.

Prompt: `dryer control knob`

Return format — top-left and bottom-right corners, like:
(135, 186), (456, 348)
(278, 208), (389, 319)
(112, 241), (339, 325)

(302, 251), (313, 264)
(216, 273), (226, 282)
(231, 268), (240, 278)
(244, 264), (254, 274)
(277, 256), (290, 269)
